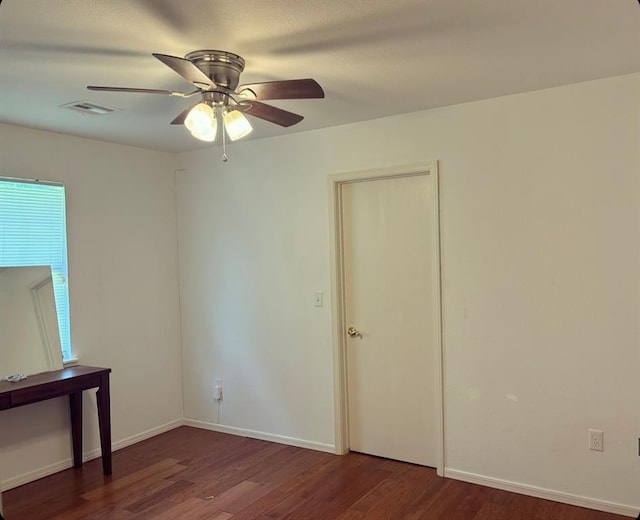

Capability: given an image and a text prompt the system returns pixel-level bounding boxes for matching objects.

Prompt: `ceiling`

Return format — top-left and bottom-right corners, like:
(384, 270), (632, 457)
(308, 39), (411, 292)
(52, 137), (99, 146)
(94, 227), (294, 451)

(1, 0), (638, 153)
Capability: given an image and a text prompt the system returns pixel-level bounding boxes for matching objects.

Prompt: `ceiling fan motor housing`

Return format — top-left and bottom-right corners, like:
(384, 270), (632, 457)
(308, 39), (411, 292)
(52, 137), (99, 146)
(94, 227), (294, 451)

(185, 50), (245, 91)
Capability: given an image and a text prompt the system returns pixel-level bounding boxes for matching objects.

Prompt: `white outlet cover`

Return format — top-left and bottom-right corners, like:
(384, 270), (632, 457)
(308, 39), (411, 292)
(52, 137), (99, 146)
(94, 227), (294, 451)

(589, 429), (604, 451)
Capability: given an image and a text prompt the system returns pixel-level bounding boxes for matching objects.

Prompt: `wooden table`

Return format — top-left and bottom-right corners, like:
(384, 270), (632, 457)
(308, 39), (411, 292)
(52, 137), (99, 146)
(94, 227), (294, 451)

(0, 365), (112, 475)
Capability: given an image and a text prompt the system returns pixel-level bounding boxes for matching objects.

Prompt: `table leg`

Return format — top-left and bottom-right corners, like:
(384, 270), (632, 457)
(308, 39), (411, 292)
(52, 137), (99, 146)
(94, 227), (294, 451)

(69, 391), (83, 469)
(96, 373), (112, 475)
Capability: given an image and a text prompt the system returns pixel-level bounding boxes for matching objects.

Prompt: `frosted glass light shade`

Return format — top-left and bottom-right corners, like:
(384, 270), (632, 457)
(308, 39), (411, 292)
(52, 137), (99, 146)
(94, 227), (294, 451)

(185, 103), (217, 142)
(190, 122), (217, 142)
(224, 110), (253, 141)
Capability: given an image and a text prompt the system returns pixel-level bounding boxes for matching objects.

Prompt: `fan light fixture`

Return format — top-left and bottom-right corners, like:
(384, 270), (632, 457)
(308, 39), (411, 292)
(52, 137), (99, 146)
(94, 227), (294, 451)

(185, 102), (216, 142)
(223, 109), (253, 141)
(184, 103), (253, 143)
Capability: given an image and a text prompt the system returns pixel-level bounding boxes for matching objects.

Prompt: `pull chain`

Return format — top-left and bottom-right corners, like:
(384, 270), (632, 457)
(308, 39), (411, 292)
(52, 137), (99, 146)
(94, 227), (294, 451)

(221, 106), (229, 162)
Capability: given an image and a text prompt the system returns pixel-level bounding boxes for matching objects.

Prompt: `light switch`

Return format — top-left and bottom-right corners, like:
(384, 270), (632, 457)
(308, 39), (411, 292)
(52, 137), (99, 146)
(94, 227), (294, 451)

(314, 292), (323, 307)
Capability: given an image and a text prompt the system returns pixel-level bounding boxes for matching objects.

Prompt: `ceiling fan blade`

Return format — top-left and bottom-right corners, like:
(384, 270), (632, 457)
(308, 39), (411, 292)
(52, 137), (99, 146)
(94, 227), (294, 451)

(240, 101), (304, 127)
(87, 86), (185, 96)
(170, 103), (199, 125)
(237, 79), (324, 100)
(152, 53), (216, 90)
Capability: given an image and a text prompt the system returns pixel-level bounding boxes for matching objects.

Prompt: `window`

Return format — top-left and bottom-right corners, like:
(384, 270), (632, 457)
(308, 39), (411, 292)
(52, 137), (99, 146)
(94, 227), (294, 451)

(0, 177), (72, 361)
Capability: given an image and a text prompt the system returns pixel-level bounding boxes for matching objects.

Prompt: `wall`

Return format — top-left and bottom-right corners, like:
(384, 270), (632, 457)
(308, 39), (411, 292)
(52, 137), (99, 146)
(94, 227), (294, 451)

(175, 73), (640, 513)
(0, 125), (183, 488)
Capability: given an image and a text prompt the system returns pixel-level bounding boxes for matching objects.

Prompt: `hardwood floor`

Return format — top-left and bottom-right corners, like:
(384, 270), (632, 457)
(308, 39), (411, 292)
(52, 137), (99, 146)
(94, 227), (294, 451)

(2, 427), (628, 519)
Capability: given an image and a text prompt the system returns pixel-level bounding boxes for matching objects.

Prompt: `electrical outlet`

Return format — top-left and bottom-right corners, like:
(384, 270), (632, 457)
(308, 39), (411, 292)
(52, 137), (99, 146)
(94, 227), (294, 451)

(589, 429), (603, 451)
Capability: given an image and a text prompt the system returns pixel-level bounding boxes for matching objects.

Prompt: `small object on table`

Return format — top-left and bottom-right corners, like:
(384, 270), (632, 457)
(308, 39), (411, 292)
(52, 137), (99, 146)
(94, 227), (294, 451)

(1, 374), (27, 383)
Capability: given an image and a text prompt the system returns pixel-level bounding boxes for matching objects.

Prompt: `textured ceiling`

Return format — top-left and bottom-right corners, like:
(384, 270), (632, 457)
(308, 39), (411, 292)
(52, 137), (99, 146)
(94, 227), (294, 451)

(1, 0), (638, 152)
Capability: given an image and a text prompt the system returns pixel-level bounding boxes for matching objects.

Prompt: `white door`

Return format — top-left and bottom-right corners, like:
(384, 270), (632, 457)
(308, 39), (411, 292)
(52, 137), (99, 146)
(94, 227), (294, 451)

(340, 172), (439, 466)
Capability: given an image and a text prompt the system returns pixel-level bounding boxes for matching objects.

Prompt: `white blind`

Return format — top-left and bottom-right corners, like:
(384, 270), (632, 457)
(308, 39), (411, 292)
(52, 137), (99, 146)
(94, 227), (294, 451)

(0, 178), (71, 360)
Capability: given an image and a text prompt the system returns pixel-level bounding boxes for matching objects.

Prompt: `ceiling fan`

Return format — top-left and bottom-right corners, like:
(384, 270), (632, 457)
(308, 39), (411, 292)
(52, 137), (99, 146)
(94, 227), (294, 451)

(87, 50), (324, 144)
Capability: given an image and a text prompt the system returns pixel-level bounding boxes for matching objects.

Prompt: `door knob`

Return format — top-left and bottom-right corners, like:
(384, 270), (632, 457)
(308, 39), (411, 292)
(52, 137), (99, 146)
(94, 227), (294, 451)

(347, 326), (362, 338)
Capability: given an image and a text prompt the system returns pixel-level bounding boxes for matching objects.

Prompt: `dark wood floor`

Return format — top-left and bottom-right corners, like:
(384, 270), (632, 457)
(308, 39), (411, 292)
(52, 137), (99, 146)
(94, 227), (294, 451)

(2, 426), (629, 520)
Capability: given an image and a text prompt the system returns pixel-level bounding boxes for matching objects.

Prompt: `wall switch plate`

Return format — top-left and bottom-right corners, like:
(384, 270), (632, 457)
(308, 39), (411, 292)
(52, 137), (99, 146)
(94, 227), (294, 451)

(314, 292), (323, 307)
(214, 378), (223, 401)
(589, 429), (603, 451)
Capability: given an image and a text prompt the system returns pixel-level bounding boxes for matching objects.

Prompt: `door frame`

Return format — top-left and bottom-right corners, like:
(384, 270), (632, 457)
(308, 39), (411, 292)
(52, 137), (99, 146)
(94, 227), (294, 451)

(328, 161), (445, 475)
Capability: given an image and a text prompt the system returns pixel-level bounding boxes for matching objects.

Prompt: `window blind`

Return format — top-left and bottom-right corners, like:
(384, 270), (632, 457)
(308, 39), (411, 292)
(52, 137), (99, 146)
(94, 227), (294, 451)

(0, 178), (71, 361)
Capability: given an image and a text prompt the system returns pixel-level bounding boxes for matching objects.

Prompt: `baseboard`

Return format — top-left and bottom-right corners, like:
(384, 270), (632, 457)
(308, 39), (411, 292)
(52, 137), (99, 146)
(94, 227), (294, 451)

(183, 418), (335, 454)
(0, 418), (184, 491)
(444, 468), (639, 518)
(1, 458), (74, 493)
(83, 418), (184, 461)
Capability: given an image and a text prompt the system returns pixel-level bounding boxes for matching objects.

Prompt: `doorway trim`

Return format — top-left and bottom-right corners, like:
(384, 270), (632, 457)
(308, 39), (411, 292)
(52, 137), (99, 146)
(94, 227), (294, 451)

(328, 161), (445, 475)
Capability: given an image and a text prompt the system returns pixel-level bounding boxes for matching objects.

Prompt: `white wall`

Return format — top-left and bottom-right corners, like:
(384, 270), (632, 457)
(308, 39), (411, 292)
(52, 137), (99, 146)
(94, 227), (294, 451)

(0, 125), (183, 488)
(176, 74), (640, 513)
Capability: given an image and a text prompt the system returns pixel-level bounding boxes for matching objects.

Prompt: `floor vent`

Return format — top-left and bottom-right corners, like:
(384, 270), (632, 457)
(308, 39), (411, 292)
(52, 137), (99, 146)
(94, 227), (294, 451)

(60, 101), (121, 115)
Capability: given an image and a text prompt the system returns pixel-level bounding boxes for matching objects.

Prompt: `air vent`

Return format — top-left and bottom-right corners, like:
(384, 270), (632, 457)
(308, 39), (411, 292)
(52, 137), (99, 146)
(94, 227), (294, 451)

(60, 101), (121, 115)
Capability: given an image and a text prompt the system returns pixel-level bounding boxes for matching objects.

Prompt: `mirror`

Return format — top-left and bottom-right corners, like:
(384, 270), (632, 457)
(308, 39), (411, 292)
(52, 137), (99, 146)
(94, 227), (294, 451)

(0, 266), (64, 379)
